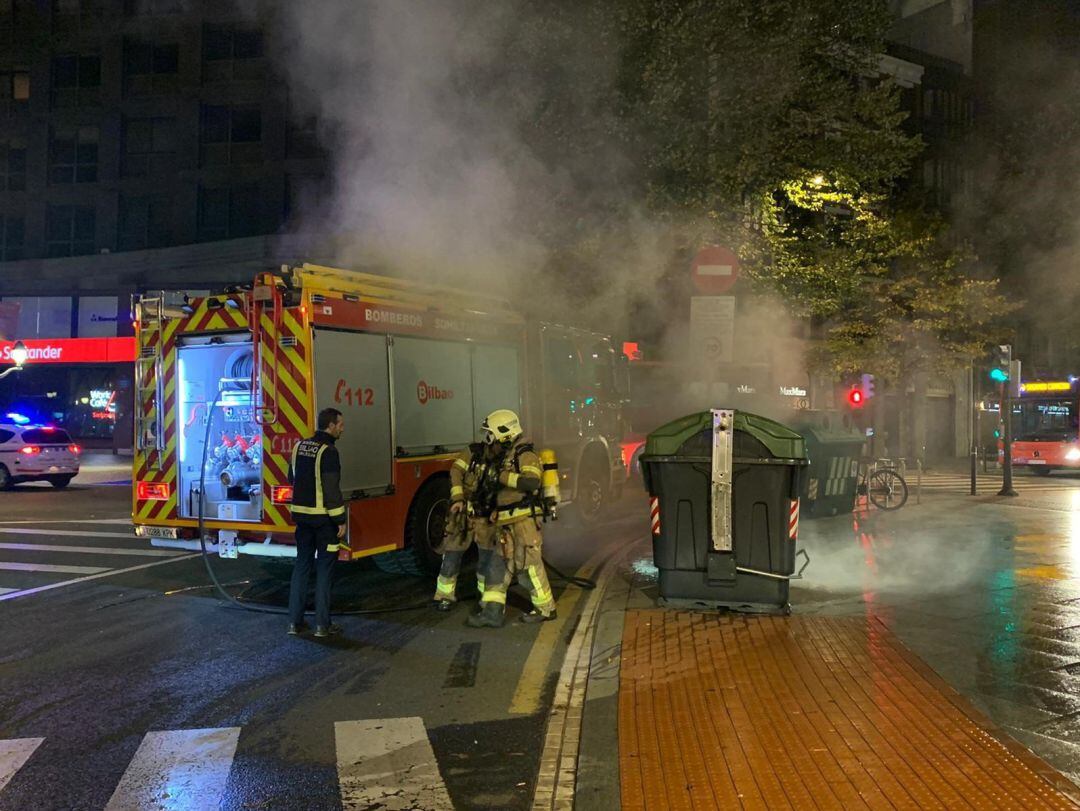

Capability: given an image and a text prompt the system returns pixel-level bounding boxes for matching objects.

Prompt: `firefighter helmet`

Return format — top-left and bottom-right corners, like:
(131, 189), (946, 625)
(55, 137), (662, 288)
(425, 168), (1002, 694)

(482, 409), (522, 445)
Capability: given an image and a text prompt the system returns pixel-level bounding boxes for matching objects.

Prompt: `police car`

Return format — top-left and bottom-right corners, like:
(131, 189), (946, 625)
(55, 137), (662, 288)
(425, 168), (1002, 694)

(0, 413), (80, 490)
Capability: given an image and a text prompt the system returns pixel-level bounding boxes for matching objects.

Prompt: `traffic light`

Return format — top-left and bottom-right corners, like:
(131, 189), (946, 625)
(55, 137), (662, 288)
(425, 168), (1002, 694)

(990, 344), (1012, 383)
(846, 386), (864, 408)
(860, 373), (876, 399)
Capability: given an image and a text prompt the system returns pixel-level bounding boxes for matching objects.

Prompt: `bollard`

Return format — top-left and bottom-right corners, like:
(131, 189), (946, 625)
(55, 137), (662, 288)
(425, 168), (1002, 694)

(916, 458), (922, 505)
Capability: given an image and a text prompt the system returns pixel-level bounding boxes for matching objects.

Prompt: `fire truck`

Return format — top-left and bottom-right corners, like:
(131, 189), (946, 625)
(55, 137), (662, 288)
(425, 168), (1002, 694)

(1003, 379), (1080, 475)
(132, 264), (627, 572)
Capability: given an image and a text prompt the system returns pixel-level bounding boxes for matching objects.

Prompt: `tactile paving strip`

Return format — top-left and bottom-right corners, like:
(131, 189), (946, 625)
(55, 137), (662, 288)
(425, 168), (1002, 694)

(619, 611), (1080, 811)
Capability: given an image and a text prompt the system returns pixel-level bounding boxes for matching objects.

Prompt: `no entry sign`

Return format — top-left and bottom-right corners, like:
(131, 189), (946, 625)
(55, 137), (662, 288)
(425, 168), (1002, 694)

(691, 246), (740, 295)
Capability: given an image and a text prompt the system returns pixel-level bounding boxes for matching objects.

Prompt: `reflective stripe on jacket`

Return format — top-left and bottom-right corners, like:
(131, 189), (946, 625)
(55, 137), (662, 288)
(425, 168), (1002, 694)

(288, 431), (347, 527)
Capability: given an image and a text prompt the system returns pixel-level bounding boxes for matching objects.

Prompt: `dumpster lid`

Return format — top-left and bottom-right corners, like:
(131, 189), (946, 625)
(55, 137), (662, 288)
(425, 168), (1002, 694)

(790, 410), (867, 444)
(644, 410), (807, 460)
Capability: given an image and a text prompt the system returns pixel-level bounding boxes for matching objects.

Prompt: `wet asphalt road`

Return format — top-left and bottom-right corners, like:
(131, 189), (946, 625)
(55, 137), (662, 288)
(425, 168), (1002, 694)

(0, 477), (647, 810)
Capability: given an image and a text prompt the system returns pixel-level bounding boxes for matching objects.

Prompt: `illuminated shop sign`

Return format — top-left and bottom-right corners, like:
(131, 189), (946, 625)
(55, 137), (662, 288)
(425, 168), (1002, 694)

(779, 386), (808, 397)
(0, 337), (136, 365)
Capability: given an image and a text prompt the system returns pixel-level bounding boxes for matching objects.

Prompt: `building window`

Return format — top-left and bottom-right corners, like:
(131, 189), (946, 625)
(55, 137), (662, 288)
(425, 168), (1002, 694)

(49, 125), (99, 184)
(0, 68), (29, 101)
(0, 142), (25, 190)
(124, 0), (181, 14)
(202, 24), (263, 81)
(122, 117), (176, 177)
(0, 215), (24, 260)
(52, 0), (102, 32)
(45, 205), (95, 257)
(118, 195), (171, 250)
(51, 54), (100, 107)
(123, 38), (179, 96)
(200, 105), (261, 165)
(197, 185), (261, 242)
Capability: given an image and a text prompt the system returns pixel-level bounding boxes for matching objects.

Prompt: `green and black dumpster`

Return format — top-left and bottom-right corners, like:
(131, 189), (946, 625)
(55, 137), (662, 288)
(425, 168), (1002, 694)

(791, 411), (867, 518)
(641, 409), (810, 612)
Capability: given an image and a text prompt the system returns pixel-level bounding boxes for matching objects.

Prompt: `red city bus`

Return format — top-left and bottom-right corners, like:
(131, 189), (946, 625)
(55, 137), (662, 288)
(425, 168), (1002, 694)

(1004, 380), (1080, 475)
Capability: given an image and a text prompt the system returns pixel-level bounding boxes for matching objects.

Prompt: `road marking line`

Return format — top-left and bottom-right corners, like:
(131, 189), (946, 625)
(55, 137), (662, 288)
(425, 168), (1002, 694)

(104, 727), (240, 811)
(0, 553), (200, 602)
(0, 518), (134, 525)
(0, 588), (15, 595)
(509, 545), (612, 716)
(0, 738), (44, 793)
(0, 543), (184, 557)
(532, 544), (625, 810)
(0, 528), (136, 539)
(336, 718), (453, 811)
(0, 562), (111, 574)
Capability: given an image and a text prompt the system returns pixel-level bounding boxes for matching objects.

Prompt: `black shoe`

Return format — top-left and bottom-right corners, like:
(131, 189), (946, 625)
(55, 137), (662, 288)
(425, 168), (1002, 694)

(434, 600), (454, 612)
(287, 622), (308, 636)
(520, 609), (557, 624)
(314, 624), (343, 638)
(466, 602), (505, 628)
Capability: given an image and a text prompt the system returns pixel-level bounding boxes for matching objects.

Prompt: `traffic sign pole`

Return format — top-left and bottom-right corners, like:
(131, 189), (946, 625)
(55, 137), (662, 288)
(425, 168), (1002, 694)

(998, 379), (1018, 497)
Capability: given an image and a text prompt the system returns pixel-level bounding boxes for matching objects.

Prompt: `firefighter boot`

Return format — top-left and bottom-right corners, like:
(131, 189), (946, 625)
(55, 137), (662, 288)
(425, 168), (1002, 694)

(466, 601), (505, 628)
(520, 609), (557, 624)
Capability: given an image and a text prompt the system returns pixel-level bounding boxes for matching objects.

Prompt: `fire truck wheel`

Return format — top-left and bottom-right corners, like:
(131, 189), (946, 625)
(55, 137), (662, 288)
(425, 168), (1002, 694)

(374, 477), (448, 577)
(0, 465), (11, 491)
(574, 458), (609, 525)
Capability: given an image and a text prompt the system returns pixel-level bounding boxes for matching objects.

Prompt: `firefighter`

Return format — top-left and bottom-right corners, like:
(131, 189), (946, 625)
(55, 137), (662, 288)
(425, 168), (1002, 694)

(433, 442), (498, 611)
(287, 407), (348, 638)
(467, 409), (557, 627)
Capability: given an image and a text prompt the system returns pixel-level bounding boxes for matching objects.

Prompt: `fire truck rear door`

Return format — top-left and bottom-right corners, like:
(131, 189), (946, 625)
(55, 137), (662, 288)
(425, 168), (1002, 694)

(312, 329), (393, 494)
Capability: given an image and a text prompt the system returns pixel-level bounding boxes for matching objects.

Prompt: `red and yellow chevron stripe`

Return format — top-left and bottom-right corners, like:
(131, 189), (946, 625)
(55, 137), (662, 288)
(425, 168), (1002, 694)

(133, 296), (259, 526)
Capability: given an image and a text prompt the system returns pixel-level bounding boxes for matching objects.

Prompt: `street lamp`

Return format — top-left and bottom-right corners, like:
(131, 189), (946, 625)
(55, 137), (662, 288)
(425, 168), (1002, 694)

(0, 340), (27, 380)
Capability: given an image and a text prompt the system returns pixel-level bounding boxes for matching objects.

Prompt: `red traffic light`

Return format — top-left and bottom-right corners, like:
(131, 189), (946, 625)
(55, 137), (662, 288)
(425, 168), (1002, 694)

(847, 387), (864, 407)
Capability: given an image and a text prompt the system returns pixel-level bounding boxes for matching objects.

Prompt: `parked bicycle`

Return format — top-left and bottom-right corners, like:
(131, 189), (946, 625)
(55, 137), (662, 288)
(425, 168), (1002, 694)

(857, 457), (909, 510)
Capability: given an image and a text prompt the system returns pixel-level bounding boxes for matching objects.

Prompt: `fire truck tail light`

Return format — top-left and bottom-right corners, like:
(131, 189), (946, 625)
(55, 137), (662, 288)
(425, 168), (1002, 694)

(138, 481), (171, 500)
(19, 445), (40, 455)
(272, 485), (294, 504)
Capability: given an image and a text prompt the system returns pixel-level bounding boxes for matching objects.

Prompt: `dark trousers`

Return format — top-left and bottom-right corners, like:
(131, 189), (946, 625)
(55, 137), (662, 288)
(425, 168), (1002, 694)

(288, 522), (338, 628)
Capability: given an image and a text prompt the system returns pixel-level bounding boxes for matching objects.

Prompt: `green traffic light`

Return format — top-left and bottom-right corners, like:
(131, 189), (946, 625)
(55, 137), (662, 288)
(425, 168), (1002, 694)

(990, 368), (1009, 382)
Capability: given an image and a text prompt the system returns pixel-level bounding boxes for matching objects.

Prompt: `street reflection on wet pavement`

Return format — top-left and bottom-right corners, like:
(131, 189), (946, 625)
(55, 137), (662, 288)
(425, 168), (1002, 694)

(794, 488), (1080, 786)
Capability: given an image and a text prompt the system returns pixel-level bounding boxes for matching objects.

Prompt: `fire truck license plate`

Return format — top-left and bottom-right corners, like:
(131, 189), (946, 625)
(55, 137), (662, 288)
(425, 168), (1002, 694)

(143, 526), (179, 539)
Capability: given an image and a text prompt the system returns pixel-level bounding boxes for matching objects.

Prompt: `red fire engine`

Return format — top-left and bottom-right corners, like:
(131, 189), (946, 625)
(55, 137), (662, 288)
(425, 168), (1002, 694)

(132, 264), (627, 572)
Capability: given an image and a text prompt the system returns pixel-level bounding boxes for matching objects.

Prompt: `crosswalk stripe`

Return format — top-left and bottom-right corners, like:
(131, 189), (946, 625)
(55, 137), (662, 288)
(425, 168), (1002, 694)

(0, 528), (136, 540)
(0, 562), (111, 574)
(0, 738), (43, 793)
(0, 543), (185, 558)
(104, 727), (240, 811)
(336, 718), (453, 811)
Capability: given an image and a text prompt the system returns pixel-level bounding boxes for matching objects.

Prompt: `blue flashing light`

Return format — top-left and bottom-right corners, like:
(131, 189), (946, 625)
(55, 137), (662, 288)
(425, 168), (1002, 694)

(5, 412), (30, 425)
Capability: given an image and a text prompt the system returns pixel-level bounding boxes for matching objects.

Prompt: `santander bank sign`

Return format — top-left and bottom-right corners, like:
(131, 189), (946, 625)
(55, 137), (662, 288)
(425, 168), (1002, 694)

(0, 338), (137, 365)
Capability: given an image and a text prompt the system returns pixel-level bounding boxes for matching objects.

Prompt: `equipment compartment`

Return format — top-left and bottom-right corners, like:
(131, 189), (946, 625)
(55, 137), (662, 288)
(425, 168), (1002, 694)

(176, 336), (262, 522)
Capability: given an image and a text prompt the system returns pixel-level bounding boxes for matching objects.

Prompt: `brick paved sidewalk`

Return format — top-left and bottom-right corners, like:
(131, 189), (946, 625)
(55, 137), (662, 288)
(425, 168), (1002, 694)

(619, 611), (1080, 810)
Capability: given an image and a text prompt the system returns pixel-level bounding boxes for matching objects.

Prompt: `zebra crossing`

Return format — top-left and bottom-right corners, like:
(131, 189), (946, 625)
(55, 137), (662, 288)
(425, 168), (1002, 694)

(0, 718), (453, 810)
(0, 521), (197, 602)
(915, 470), (1080, 495)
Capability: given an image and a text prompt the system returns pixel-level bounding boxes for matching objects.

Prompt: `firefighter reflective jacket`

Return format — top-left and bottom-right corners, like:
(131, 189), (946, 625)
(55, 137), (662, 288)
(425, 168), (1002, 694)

(288, 431), (347, 527)
(491, 438), (544, 526)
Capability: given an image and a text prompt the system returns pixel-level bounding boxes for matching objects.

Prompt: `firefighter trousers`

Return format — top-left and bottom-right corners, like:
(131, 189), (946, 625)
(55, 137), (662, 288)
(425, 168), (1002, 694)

(289, 521), (338, 628)
(434, 514), (497, 603)
(478, 518), (555, 615)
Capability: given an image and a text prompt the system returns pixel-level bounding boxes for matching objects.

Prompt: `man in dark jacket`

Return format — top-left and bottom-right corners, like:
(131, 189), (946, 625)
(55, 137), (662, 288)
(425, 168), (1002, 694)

(287, 407), (347, 637)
